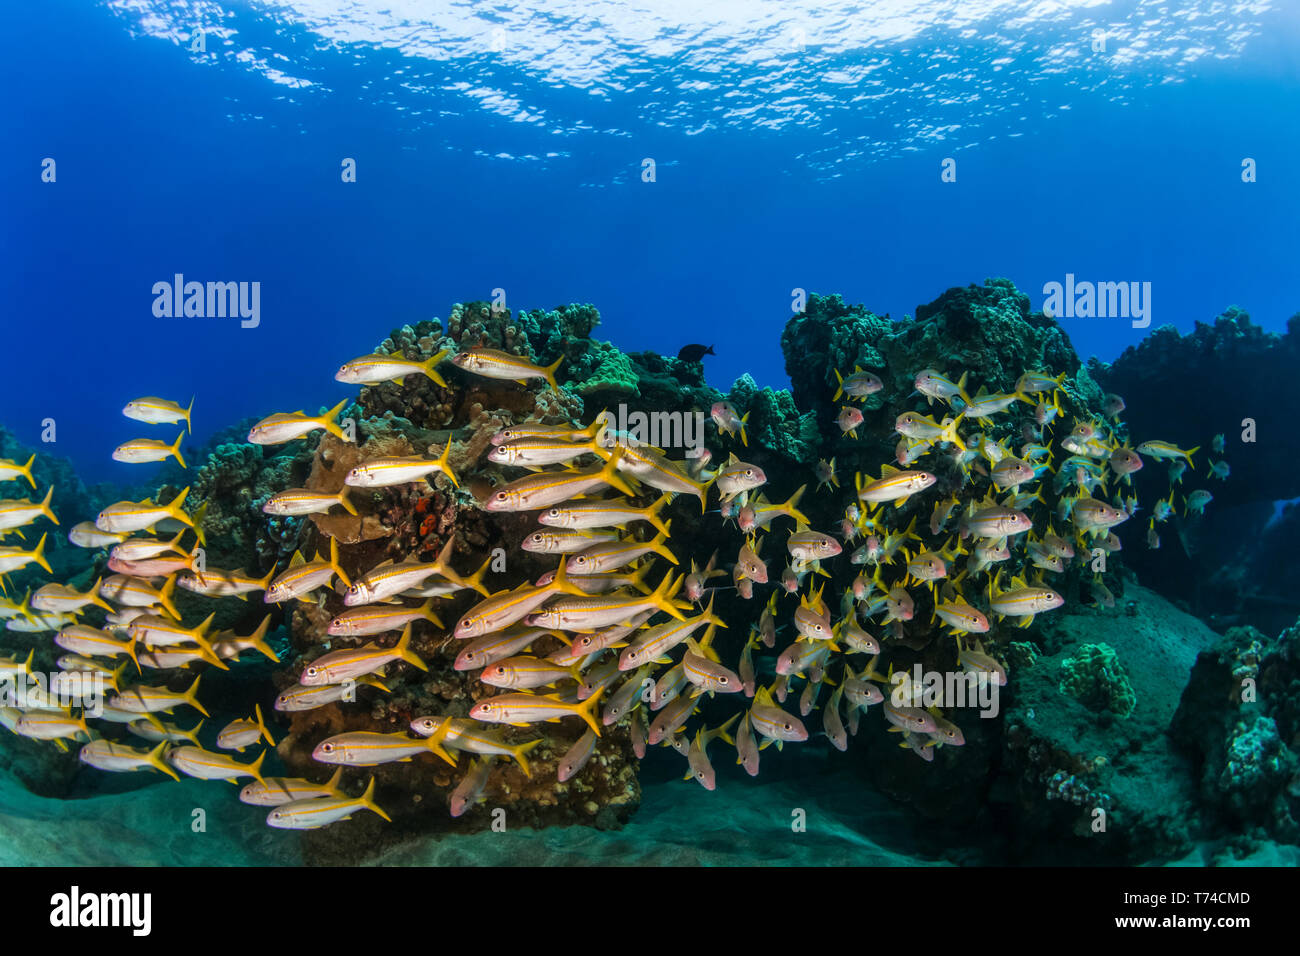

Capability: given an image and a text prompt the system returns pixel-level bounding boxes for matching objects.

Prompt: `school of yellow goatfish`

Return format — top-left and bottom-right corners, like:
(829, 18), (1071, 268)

(0, 344), (1228, 829)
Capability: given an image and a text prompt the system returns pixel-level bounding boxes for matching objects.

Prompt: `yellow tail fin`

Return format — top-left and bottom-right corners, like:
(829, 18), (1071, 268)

(318, 399), (351, 441)
(432, 440), (459, 489)
(574, 687), (605, 737)
(395, 623), (428, 672)
(423, 717), (456, 767)
(31, 533), (51, 574)
(39, 486), (58, 526)
(254, 702), (276, 747)
(544, 355), (564, 392)
(246, 614), (279, 662)
(336, 487), (357, 516)
(650, 572), (688, 622)
(649, 525), (677, 565)
(643, 494), (671, 536)
(597, 448), (637, 497)
(511, 738), (544, 779)
(421, 348), (450, 388)
(170, 433), (187, 469)
(360, 776), (393, 821)
(185, 674), (209, 717)
(247, 749), (267, 787)
(328, 536), (351, 588)
(147, 741), (180, 781)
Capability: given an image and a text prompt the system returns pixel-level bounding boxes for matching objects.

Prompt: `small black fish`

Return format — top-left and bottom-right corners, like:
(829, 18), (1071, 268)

(678, 344), (715, 362)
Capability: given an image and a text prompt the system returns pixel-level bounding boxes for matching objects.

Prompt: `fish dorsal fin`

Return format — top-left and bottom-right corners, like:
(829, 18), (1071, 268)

(289, 551), (306, 568)
(880, 464), (899, 476)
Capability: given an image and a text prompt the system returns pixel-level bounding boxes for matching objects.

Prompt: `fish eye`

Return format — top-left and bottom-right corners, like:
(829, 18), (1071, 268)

(784, 723), (793, 731)
(546, 509), (560, 518)
(321, 743), (333, 753)
(495, 492), (508, 502)
(530, 533), (543, 543)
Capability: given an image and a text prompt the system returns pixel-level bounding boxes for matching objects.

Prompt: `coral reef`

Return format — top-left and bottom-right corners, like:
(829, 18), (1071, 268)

(8, 279), (1298, 868)
(1059, 643), (1137, 718)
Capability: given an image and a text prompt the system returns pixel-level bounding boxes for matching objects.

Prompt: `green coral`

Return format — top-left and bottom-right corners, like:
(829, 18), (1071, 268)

(565, 340), (640, 397)
(515, 303), (602, 363)
(726, 374), (819, 464)
(1059, 643), (1137, 718)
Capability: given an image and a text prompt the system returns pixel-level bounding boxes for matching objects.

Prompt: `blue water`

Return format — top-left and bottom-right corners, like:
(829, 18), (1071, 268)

(3, 0), (1298, 482)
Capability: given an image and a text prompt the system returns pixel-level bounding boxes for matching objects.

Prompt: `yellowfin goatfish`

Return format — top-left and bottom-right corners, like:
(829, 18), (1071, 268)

(409, 716), (544, 776)
(0, 487), (57, 531)
(611, 444), (711, 510)
(263, 487), (357, 516)
(0, 455), (37, 489)
(895, 410), (966, 449)
(96, 487), (202, 542)
(488, 435), (612, 468)
(451, 346), (564, 392)
(55, 625), (140, 671)
(178, 566), (276, 600)
(267, 777), (391, 829)
(112, 434), (187, 468)
(451, 758), (495, 815)
(748, 684), (809, 749)
(67, 522), (127, 549)
(247, 399), (350, 445)
(344, 443), (459, 490)
(856, 466), (936, 508)
(31, 580), (112, 614)
(169, 746), (266, 784)
(1135, 440), (1199, 465)
(240, 767), (346, 806)
(714, 457), (767, 501)
(265, 538), (350, 603)
(565, 528), (675, 574)
(123, 396), (194, 433)
(217, 703), (276, 751)
(988, 571), (1064, 628)
(0, 532), (52, 575)
(558, 729), (598, 782)
(834, 366), (883, 402)
(312, 724), (455, 767)
(685, 714), (740, 789)
(709, 401), (749, 445)
(538, 494), (670, 536)
(469, 687), (605, 737)
(78, 740), (179, 780)
(328, 598), (442, 638)
(335, 349), (450, 388)
(109, 675), (208, 716)
(300, 623), (427, 685)
(486, 449), (635, 511)
(453, 561), (583, 639)
(527, 571), (689, 632)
